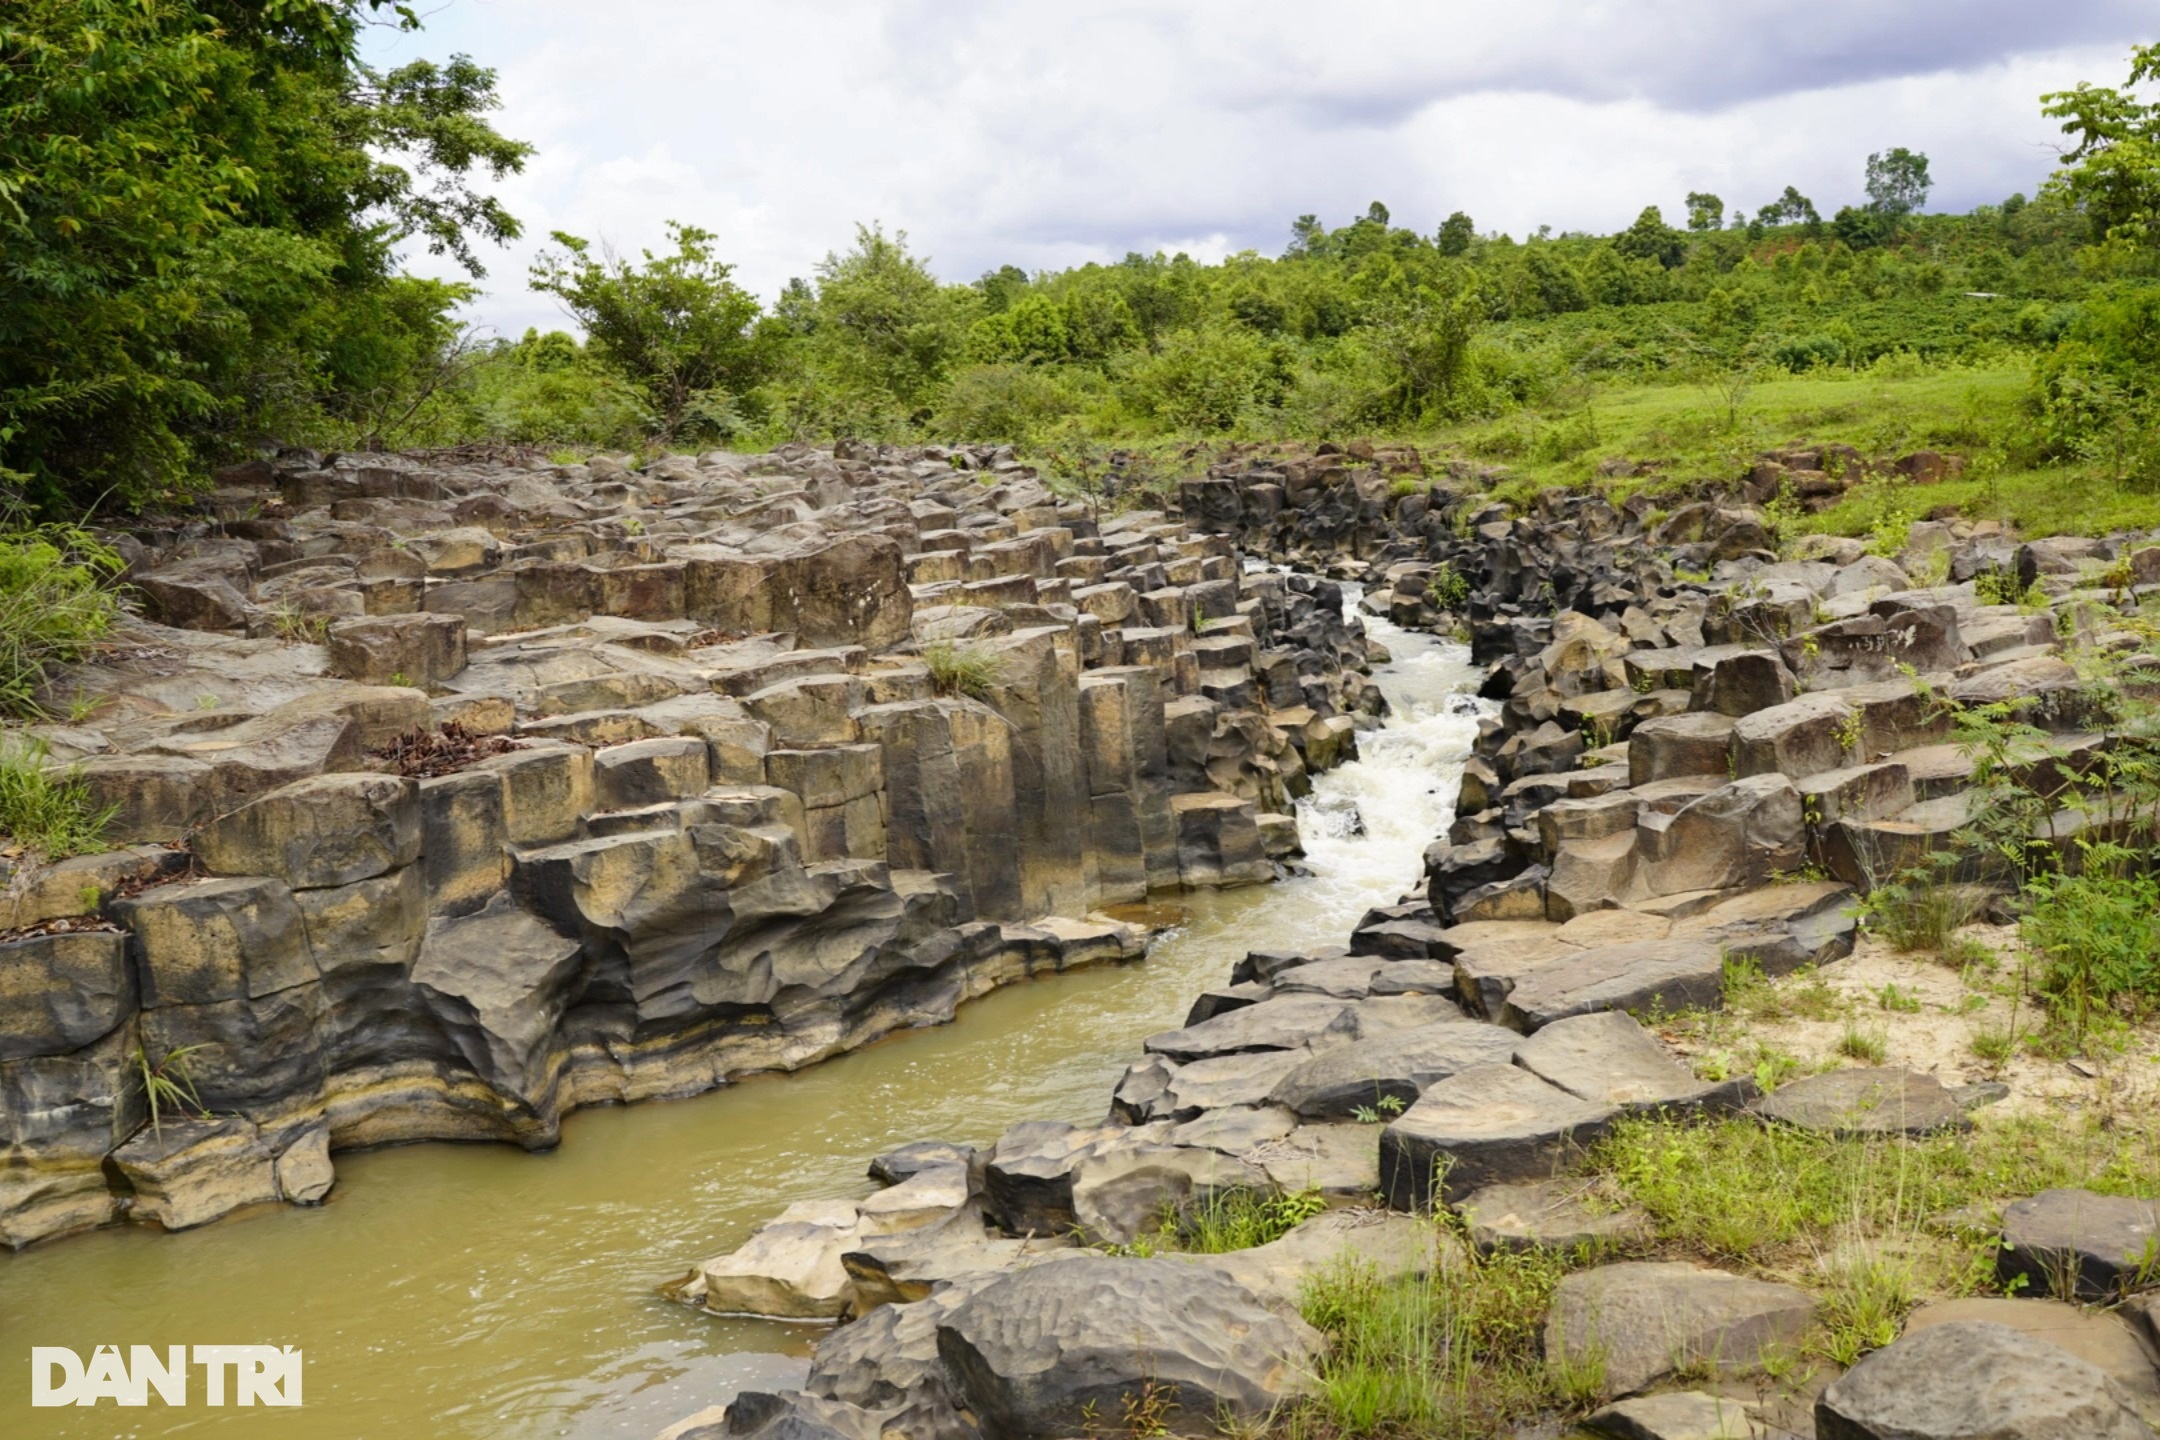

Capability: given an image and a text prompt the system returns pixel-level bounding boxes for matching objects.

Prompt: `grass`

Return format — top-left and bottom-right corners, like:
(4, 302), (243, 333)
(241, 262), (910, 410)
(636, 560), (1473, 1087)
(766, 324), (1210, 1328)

(1096, 1186), (1327, 1258)
(0, 524), (124, 717)
(923, 639), (1002, 701)
(0, 736), (113, 860)
(1594, 1108), (2160, 1269)
(1721, 955), (1844, 1023)
(1853, 868), (1983, 955)
(1449, 362), (2026, 501)
(1834, 1022), (1889, 1064)
(1291, 1243), (1601, 1440)
(134, 1042), (212, 1135)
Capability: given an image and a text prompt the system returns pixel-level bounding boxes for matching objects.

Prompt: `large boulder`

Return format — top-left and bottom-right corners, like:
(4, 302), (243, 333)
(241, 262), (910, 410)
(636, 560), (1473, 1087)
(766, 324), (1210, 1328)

(683, 534), (913, 651)
(194, 772), (421, 890)
(934, 1254), (1322, 1438)
(1999, 1189), (2160, 1302)
(1815, 1319), (2156, 1440)
(1379, 1063), (1616, 1209)
(1546, 1261), (1815, 1398)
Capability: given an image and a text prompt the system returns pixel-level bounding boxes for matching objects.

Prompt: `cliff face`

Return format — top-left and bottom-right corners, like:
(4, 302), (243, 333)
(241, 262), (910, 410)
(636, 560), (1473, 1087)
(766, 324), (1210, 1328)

(0, 443), (1378, 1247)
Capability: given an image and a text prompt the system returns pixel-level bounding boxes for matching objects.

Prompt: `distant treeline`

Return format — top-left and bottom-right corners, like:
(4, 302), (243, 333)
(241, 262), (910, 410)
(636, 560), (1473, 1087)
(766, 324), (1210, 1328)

(4, 2), (2157, 512)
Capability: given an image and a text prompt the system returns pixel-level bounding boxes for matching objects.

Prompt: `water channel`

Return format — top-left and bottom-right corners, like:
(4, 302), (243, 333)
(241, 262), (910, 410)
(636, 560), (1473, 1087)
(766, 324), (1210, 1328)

(0, 603), (1488, 1440)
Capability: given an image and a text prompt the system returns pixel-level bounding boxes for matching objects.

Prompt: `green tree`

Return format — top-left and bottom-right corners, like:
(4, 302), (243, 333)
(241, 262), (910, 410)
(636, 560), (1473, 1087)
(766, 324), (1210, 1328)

(529, 221), (765, 442)
(1436, 210), (1476, 256)
(0, 0), (528, 512)
(1613, 205), (1687, 268)
(1758, 185), (1823, 230)
(807, 224), (976, 421)
(975, 263), (1030, 313)
(1686, 191), (1726, 232)
(1864, 147), (1932, 218)
(2043, 42), (2160, 248)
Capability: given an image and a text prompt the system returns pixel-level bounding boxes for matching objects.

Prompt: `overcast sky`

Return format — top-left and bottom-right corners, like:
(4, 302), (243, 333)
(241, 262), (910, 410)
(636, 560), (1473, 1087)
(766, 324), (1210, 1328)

(364, 1), (2153, 338)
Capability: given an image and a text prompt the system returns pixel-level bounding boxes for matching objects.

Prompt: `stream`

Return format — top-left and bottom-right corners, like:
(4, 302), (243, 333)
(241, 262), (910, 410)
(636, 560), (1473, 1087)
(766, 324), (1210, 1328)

(0, 603), (1488, 1440)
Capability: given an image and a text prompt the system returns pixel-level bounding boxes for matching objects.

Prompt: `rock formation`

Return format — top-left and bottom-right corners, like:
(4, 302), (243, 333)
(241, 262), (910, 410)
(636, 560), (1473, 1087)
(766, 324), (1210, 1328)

(0, 442), (1378, 1247)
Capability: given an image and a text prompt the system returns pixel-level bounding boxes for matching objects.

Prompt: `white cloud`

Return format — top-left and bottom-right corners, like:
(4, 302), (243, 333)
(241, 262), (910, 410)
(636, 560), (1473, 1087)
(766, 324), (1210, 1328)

(362, 1), (2148, 337)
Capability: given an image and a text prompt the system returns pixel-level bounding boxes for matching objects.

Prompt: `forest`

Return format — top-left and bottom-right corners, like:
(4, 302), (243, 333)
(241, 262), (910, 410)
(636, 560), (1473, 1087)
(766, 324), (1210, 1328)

(4, 3), (2160, 521)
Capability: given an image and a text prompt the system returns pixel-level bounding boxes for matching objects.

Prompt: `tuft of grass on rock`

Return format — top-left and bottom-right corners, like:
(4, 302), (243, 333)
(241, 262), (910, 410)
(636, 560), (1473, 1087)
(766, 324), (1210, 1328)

(0, 524), (123, 717)
(923, 640), (1001, 701)
(0, 736), (113, 860)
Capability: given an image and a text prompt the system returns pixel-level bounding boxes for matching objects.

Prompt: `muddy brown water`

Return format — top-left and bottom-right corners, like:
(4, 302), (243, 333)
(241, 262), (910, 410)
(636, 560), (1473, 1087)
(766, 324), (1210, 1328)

(0, 610), (1485, 1439)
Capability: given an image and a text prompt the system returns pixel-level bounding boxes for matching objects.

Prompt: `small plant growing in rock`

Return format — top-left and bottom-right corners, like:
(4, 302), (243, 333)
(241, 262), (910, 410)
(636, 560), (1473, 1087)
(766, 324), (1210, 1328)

(134, 1042), (212, 1135)
(1426, 563), (1471, 611)
(1351, 1093), (1407, 1124)
(1833, 706), (1865, 757)
(923, 641), (1001, 701)
(0, 737), (113, 860)
(266, 604), (331, 645)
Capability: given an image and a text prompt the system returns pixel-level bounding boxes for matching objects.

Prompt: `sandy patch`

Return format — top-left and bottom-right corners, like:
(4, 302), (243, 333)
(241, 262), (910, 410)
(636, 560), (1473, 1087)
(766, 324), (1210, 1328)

(1659, 924), (2160, 1124)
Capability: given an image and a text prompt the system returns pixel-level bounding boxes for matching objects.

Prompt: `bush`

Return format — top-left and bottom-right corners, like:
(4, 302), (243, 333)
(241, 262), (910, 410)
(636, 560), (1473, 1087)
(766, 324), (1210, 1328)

(2020, 851), (2160, 1039)
(0, 525), (123, 715)
(932, 364), (1090, 447)
(1119, 324), (1279, 431)
(1773, 333), (1847, 371)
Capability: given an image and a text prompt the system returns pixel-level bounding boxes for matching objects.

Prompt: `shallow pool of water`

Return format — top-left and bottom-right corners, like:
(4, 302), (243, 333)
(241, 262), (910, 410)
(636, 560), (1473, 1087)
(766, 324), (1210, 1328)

(0, 610), (1486, 1439)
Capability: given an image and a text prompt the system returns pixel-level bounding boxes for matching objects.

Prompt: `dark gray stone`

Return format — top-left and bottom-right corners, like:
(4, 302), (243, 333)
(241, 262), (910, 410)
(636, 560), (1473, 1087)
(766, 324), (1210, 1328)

(1815, 1319), (2155, 1440)
(1513, 1011), (1748, 1114)
(868, 1140), (977, 1187)
(1497, 940), (1725, 1033)
(1379, 1062), (1616, 1209)
(1268, 1020), (1519, 1121)
(1547, 1261), (1815, 1398)
(1753, 1067), (1969, 1138)
(934, 1254), (1321, 1438)
(2000, 1188), (2160, 1302)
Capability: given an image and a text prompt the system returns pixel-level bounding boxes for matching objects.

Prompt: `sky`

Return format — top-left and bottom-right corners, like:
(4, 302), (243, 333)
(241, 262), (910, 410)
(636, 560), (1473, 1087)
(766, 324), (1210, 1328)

(362, 1), (2156, 338)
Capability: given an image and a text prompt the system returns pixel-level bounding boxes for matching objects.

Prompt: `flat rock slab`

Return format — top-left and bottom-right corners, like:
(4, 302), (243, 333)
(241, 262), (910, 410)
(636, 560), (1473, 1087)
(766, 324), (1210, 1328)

(1367, 959), (1460, 996)
(1452, 934), (1581, 1019)
(1242, 1124), (1381, 1199)
(1753, 1067), (1969, 1137)
(1999, 1188), (2160, 1302)
(1815, 1319), (2156, 1440)
(1513, 1010), (1748, 1114)
(1498, 939), (1725, 1033)
(1070, 1145), (1269, 1245)
(1584, 1390), (1754, 1440)
(1143, 995), (1351, 1062)
(1380, 1062), (1616, 1209)
(1269, 956), (1390, 997)
(1427, 919), (1559, 962)
(1546, 1261), (1815, 1398)
(1198, 1209), (1436, 1312)
(1268, 1020), (1519, 1120)
(867, 1139), (975, 1185)
(1163, 1105), (1299, 1155)
(1163, 1049), (1312, 1118)
(1905, 1297), (2160, 1421)
(935, 1254), (1323, 1438)
(1456, 1178), (1652, 1256)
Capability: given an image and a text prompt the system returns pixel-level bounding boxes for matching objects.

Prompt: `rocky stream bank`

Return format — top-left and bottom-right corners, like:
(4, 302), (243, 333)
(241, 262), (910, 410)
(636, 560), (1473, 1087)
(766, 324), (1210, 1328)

(655, 445), (2160, 1440)
(0, 441), (1382, 1250)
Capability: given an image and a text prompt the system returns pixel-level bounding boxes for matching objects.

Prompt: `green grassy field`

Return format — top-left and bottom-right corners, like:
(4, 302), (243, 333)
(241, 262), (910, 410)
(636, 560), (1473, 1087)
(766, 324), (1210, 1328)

(1097, 359), (2158, 541)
